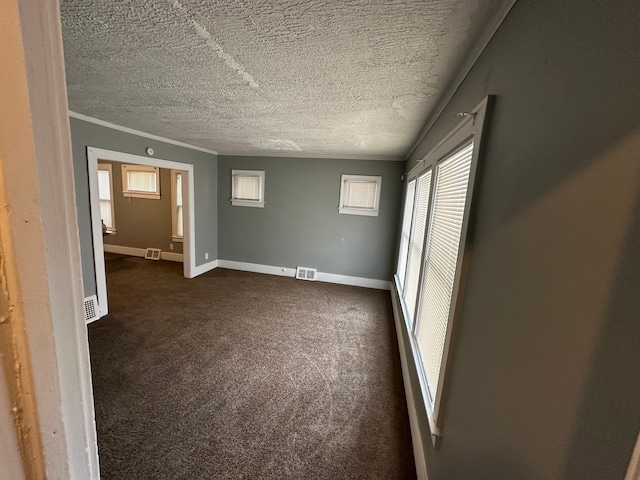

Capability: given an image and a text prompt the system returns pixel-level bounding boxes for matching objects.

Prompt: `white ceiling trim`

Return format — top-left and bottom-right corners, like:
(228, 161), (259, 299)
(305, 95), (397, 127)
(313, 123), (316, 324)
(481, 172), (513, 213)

(405, 0), (519, 160)
(68, 111), (218, 156)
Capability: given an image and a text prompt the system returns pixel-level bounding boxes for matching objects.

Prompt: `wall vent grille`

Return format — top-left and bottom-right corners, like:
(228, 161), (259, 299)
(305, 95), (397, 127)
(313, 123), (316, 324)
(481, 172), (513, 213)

(145, 248), (161, 260)
(84, 295), (99, 323)
(296, 266), (317, 281)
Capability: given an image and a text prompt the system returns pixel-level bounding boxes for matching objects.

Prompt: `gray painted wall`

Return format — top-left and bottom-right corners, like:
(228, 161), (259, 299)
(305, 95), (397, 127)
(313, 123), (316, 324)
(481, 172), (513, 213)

(397, 0), (640, 478)
(101, 162), (183, 254)
(218, 156), (404, 280)
(70, 118), (217, 295)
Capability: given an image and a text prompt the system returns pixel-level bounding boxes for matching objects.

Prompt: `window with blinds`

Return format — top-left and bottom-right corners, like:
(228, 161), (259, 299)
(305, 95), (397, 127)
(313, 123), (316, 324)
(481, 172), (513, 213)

(338, 175), (382, 216)
(403, 170), (432, 326)
(393, 96), (490, 441)
(171, 170), (184, 239)
(231, 170), (265, 207)
(396, 179), (416, 289)
(121, 164), (160, 199)
(415, 142), (473, 404)
(97, 163), (115, 232)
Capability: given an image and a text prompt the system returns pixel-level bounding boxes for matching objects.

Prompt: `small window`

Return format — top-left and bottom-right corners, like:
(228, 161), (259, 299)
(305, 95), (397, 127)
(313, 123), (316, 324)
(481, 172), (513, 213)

(97, 163), (116, 233)
(338, 174), (382, 217)
(121, 164), (160, 199)
(171, 170), (184, 241)
(231, 170), (265, 208)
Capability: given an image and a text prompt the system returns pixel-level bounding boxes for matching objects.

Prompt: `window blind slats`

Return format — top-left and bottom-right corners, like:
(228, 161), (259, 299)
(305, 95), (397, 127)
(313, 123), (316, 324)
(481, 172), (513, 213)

(234, 175), (261, 201)
(344, 181), (377, 209)
(403, 170), (432, 325)
(127, 171), (157, 193)
(415, 142), (473, 402)
(397, 180), (416, 288)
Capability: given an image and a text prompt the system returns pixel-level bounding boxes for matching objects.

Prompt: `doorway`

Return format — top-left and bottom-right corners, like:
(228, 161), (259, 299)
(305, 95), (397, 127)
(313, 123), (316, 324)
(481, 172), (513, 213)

(87, 147), (196, 319)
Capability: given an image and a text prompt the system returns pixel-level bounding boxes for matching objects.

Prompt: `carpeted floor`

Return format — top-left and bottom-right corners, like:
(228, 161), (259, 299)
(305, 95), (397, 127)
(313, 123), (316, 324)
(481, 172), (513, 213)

(89, 254), (416, 479)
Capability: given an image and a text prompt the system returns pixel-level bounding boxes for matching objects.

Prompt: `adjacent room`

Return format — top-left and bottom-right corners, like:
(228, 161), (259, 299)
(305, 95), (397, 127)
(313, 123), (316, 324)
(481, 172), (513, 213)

(1, 0), (639, 479)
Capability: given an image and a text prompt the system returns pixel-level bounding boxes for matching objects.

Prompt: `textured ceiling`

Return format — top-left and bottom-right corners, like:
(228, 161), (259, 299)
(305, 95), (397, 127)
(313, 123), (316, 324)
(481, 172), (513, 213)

(61, 0), (510, 159)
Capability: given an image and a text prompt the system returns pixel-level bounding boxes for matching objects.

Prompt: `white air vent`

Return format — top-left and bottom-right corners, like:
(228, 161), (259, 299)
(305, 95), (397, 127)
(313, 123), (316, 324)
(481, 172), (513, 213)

(145, 248), (161, 260)
(296, 266), (317, 281)
(84, 295), (99, 323)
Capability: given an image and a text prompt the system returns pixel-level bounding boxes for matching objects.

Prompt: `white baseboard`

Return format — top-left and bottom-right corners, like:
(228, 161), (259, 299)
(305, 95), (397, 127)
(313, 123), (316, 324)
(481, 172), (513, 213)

(103, 243), (183, 262)
(218, 260), (296, 278)
(390, 280), (428, 480)
(316, 272), (391, 290)
(217, 260), (391, 290)
(191, 259), (218, 277)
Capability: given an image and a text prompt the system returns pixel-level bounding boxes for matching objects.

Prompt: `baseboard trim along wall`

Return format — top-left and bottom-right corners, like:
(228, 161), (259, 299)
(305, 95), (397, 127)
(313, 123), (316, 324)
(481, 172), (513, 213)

(217, 260), (392, 290)
(390, 279), (429, 480)
(191, 259), (218, 277)
(103, 244), (184, 263)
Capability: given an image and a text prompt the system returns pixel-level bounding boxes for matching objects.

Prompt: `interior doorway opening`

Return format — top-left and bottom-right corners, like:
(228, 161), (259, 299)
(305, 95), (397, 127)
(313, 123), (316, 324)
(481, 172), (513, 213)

(87, 147), (196, 319)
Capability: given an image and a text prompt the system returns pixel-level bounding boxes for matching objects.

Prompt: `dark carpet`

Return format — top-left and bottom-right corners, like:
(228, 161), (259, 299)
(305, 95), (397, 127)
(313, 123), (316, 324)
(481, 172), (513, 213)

(89, 254), (416, 479)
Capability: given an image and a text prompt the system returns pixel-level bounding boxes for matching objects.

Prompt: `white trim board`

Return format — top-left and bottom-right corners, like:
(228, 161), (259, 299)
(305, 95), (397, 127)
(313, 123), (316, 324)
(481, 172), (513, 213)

(69, 111), (218, 155)
(390, 282), (429, 480)
(88, 147), (196, 319)
(217, 260), (392, 290)
(192, 259), (219, 277)
(103, 244), (184, 262)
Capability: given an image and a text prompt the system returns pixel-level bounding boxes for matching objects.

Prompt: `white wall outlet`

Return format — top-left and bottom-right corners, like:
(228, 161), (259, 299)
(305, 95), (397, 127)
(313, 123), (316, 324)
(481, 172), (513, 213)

(170, 243), (174, 250)
(205, 253), (209, 260)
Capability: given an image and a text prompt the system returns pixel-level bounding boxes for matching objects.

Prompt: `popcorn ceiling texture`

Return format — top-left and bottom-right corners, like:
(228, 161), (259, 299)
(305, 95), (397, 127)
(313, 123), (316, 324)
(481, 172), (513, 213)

(61, 0), (509, 159)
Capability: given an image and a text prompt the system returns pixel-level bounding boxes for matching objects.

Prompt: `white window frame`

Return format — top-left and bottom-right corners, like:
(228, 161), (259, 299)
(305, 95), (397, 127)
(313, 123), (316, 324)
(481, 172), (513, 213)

(97, 162), (116, 233)
(171, 169), (184, 242)
(231, 169), (265, 208)
(338, 174), (382, 217)
(121, 163), (161, 199)
(394, 96), (491, 445)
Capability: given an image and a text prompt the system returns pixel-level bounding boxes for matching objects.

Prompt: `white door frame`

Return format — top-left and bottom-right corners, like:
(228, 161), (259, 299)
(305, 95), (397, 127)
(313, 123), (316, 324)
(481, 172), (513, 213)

(87, 147), (196, 318)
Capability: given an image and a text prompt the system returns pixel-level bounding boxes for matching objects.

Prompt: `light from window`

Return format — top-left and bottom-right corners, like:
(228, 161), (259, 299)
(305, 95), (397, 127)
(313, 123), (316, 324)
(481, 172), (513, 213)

(394, 96), (490, 441)
(231, 170), (265, 207)
(338, 175), (382, 216)
(97, 163), (115, 232)
(171, 170), (184, 240)
(122, 164), (160, 199)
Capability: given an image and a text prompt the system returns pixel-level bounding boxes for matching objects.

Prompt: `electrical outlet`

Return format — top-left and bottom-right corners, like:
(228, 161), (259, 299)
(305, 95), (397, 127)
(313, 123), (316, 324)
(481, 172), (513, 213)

(205, 253), (209, 260)
(170, 243), (174, 250)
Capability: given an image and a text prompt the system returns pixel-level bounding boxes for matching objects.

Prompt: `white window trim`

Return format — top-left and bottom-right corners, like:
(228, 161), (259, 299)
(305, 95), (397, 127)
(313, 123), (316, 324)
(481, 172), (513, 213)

(396, 96), (491, 445)
(121, 163), (161, 199)
(231, 169), (265, 208)
(97, 162), (116, 233)
(338, 174), (382, 217)
(171, 169), (184, 242)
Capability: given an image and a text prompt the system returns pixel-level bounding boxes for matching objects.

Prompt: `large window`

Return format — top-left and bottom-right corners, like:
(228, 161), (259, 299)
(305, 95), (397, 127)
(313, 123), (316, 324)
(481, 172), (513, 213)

(121, 164), (160, 199)
(97, 163), (115, 233)
(171, 170), (184, 241)
(395, 97), (490, 442)
(231, 170), (265, 208)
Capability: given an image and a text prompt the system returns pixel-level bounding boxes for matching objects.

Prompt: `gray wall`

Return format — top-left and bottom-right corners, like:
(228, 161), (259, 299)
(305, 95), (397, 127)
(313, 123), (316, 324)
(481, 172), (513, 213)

(397, 0), (640, 478)
(101, 162), (183, 254)
(71, 118), (217, 295)
(218, 156), (404, 280)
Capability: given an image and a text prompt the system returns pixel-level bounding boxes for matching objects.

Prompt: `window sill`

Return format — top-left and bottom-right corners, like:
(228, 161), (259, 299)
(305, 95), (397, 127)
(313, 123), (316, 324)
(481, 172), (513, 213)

(231, 200), (264, 208)
(338, 207), (379, 217)
(171, 236), (183, 243)
(123, 192), (161, 200)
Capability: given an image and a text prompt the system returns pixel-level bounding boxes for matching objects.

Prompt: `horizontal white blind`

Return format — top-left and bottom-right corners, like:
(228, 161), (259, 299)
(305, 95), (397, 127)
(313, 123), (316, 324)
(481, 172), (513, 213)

(234, 174), (261, 201)
(175, 173), (183, 237)
(99, 200), (113, 230)
(343, 180), (377, 210)
(415, 142), (473, 403)
(97, 170), (111, 200)
(397, 179), (416, 289)
(127, 171), (157, 193)
(404, 169), (432, 325)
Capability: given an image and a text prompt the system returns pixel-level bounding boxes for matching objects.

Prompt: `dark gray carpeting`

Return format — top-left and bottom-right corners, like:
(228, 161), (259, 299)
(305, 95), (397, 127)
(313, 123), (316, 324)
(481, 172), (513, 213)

(89, 254), (416, 479)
